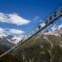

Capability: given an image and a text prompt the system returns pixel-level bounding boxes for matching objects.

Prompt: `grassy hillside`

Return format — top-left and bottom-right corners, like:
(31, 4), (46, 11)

(0, 50), (20, 62)
(12, 33), (62, 62)
(0, 33), (62, 62)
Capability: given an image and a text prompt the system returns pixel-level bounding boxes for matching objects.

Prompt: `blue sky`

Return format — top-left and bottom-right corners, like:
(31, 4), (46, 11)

(0, 0), (62, 37)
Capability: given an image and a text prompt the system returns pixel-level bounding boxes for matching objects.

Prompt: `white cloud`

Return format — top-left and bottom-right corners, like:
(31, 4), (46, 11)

(51, 27), (56, 31)
(51, 24), (62, 32)
(34, 16), (40, 21)
(0, 27), (25, 37)
(0, 28), (4, 33)
(0, 27), (25, 44)
(51, 25), (57, 31)
(0, 12), (30, 26)
(58, 24), (62, 30)
(40, 23), (45, 28)
(0, 28), (7, 37)
(11, 36), (23, 44)
(9, 29), (24, 34)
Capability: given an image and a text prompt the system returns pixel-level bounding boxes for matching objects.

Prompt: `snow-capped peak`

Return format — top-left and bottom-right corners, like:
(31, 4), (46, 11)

(44, 31), (60, 37)
(2, 35), (24, 45)
(11, 36), (23, 44)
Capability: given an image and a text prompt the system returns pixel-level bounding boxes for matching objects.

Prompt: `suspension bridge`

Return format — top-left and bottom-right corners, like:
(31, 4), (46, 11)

(0, 5), (62, 58)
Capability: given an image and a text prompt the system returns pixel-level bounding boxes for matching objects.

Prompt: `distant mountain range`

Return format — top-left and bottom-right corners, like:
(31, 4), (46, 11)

(0, 35), (24, 51)
(11, 28), (62, 62)
(0, 27), (62, 51)
(5, 35), (23, 44)
(0, 37), (15, 51)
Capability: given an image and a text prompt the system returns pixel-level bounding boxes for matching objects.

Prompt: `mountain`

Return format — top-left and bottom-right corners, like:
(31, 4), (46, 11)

(0, 37), (15, 51)
(12, 30), (62, 62)
(0, 28), (62, 62)
(5, 35), (14, 40)
(5, 35), (24, 44)
(0, 35), (24, 51)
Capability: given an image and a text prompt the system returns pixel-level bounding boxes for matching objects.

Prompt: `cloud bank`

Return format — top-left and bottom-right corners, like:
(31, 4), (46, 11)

(0, 28), (24, 37)
(0, 28), (7, 37)
(51, 24), (62, 31)
(0, 12), (30, 26)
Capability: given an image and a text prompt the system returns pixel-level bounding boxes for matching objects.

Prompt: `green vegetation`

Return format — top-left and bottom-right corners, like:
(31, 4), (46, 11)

(0, 50), (20, 62)
(12, 33), (62, 62)
(0, 33), (62, 62)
